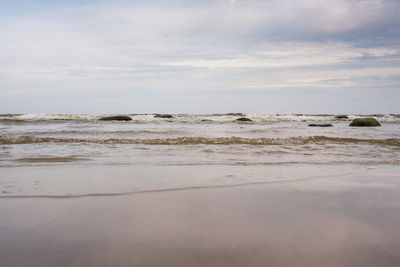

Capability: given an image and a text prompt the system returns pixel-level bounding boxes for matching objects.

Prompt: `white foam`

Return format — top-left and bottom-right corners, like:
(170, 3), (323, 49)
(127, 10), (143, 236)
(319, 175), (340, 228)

(2, 113), (399, 123)
(15, 113), (99, 121)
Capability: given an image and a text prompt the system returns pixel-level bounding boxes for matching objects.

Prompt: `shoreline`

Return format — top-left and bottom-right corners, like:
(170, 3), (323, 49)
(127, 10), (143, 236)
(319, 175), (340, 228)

(0, 164), (394, 198)
(1, 166), (400, 266)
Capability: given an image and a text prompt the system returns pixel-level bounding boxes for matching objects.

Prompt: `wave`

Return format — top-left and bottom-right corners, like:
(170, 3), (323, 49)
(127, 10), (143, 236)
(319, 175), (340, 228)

(0, 113), (100, 122)
(19, 129), (188, 136)
(1, 113), (400, 123)
(1, 135), (399, 147)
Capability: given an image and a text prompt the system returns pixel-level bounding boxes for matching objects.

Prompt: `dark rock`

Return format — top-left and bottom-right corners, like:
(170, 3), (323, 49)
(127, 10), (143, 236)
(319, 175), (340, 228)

(154, 114), (173, 118)
(308, 123), (333, 127)
(226, 113), (244, 116)
(310, 114), (331, 117)
(349, 118), (381, 127)
(99, 115), (132, 121)
(334, 115), (348, 119)
(236, 117), (252, 122)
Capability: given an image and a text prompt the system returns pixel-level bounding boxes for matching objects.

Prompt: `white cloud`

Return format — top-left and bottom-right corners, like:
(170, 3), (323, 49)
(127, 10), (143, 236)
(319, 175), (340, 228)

(0, 0), (399, 113)
(162, 42), (399, 69)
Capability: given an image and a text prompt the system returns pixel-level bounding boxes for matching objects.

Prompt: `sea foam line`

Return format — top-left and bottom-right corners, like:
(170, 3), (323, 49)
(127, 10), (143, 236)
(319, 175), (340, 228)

(1, 135), (400, 146)
(0, 172), (352, 199)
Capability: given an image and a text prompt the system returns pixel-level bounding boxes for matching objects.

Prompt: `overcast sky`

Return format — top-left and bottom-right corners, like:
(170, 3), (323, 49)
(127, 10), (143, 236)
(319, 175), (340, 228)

(1, 0), (399, 114)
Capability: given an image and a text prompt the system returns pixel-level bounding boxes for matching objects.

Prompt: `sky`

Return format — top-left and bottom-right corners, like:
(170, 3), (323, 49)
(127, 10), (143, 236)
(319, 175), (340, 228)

(0, 0), (399, 114)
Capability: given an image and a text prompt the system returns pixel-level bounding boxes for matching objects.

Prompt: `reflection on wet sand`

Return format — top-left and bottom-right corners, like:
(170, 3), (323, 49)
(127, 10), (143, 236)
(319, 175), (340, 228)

(1, 172), (400, 267)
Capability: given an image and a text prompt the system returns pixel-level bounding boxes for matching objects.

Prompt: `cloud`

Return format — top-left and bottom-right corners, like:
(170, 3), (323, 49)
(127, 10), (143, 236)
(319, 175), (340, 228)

(162, 42), (399, 69)
(0, 0), (399, 113)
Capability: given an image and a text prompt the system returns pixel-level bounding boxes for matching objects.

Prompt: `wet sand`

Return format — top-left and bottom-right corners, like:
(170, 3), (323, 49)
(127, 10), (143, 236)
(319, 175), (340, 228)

(1, 170), (400, 266)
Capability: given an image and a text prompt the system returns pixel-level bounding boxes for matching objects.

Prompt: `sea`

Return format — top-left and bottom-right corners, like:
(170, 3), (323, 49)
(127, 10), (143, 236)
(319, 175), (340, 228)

(1, 113), (399, 196)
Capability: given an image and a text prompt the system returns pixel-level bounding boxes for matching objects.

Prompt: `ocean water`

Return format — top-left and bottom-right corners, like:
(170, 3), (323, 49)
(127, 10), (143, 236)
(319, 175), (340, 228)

(1, 113), (399, 196)
(1, 113), (399, 168)
(1, 113), (400, 267)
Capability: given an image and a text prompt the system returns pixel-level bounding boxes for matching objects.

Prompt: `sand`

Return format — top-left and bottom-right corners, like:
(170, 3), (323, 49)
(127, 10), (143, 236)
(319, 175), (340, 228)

(1, 168), (400, 266)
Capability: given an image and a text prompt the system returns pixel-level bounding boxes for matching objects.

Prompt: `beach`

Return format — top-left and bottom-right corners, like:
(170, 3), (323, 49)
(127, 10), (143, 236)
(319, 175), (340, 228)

(2, 0), (400, 265)
(1, 165), (400, 267)
(1, 113), (400, 266)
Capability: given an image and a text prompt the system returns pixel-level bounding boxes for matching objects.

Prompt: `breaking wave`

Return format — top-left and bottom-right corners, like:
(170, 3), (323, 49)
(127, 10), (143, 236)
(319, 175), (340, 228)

(1, 135), (400, 147)
(1, 113), (400, 123)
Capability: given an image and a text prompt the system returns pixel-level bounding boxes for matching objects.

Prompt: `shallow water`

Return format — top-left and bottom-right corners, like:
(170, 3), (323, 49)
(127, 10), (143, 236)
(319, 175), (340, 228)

(0, 113), (399, 168)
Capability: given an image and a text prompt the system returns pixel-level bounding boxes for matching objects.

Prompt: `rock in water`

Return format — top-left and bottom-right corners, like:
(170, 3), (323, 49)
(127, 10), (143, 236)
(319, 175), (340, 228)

(236, 117), (252, 122)
(335, 115), (348, 119)
(226, 113), (244, 116)
(349, 118), (381, 127)
(99, 115), (132, 121)
(154, 114), (173, 118)
(308, 123), (333, 127)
